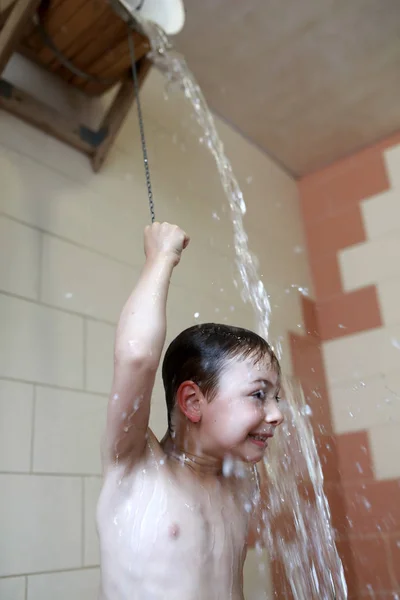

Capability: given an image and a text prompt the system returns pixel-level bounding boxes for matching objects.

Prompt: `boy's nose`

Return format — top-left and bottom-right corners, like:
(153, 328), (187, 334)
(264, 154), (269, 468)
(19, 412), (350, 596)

(264, 402), (284, 426)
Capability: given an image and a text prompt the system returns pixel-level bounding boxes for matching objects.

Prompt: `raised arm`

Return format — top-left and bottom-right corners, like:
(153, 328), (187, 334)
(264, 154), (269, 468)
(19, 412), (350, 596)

(106, 222), (189, 464)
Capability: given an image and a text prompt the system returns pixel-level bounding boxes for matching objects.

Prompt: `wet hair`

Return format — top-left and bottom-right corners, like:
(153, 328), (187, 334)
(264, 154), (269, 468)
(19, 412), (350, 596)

(162, 322), (281, 431)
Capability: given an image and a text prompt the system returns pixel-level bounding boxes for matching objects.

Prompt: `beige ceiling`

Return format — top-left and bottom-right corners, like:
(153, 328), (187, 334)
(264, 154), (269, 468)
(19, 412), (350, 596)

(175, 0), (400, 177)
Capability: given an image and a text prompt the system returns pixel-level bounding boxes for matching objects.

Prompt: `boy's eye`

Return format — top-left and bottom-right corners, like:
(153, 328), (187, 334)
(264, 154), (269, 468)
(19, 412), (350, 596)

(275, 394), (281, 404)
(252, 390), (266, 401)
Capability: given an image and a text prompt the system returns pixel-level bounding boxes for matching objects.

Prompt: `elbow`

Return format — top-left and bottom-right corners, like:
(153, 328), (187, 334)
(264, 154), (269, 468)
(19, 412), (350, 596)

(114, 345), (158, 371)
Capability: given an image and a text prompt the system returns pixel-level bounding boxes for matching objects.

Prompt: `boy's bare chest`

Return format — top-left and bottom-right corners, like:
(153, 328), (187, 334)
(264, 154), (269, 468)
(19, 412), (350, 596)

(99, 463), (251, 575)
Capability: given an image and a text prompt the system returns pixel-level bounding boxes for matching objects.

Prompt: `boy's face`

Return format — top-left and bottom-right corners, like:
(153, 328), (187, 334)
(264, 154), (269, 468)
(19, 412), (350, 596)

(201, 354), (283, 463)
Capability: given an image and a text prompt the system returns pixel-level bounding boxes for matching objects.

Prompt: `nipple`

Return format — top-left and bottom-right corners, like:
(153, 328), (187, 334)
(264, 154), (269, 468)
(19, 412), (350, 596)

(169, 523), (180, 539)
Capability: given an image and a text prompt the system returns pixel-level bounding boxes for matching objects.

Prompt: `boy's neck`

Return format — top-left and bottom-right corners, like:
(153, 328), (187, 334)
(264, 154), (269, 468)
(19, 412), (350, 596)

(162, 433), (223, 476)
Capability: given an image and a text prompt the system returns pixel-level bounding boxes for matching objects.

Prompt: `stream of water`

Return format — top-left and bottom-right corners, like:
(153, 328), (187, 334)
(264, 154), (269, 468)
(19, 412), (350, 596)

(138, 19), (348, 599)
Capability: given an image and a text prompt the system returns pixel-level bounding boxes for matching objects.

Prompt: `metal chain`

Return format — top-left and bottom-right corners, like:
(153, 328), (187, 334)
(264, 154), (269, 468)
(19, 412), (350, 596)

(128, 30), (155, 223)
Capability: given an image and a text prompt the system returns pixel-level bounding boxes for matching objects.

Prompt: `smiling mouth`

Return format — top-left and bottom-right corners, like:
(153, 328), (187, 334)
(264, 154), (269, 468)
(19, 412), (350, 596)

(248, 433), (271, 448)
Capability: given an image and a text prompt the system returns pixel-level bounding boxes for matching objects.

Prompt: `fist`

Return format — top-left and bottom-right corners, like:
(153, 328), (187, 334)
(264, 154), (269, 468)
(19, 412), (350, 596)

(144, 222), (190, 266)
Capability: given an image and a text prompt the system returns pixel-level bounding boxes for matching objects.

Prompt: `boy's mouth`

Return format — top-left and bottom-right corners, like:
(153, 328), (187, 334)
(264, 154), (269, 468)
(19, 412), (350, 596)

(247, 433), (272, 448)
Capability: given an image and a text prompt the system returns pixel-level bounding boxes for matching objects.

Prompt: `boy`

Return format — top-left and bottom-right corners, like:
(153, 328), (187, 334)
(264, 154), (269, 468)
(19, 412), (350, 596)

(97, 222), (283, 600)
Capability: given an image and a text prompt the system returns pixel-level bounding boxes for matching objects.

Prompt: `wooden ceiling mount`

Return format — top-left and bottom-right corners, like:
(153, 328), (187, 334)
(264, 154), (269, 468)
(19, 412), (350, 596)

(0, 0), (152, 170)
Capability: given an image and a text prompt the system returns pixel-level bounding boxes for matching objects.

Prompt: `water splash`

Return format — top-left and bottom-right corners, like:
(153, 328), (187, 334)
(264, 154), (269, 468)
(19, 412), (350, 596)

(140, 19), (347, 599)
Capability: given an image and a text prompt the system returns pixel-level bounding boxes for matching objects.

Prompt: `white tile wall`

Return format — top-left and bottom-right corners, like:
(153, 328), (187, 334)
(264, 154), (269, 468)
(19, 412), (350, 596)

(0, 474), (82, 575)
(28, 568), (100, 600)
(329, 371), (400, 434)
(33, 387), (107, 475)
(0, 294), (84, 388)
(323, 326), (400, 387)
(40, 234), (138, 323)
(385, 143), (400, 189)
(84, 477), (102, 566)
(369, 423), (400, 480)
(0, 576), (25, 600)
(339, 233), (400, 291)
(0, 216), (41, 300)
(377, 279), (400, 326)
(0, 380), (33, 472)
(362, 189), (400, 239)
(86, 320), (115, 395)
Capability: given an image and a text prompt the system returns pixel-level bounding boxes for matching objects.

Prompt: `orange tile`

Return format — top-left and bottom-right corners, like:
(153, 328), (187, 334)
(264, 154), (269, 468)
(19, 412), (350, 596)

(318, 286), (382, 341)
(325, 483), (349, 538)
(388, 534), (400, 588)
(327, 154), (389, 215)
(343, 479), (400, 536)
(298, 179), (332, 225)
(336, 431), (374, 482)
(310, 254), (342, 301)
(289, 333), (326, 387)
(337, 536), (393, 595)
(301, 296), (320, 338)
(315, 434), (341, 483)
(301, 379), (333, 436)
(306, 205), (366, 258)
(335, 538), (358, 597)
(271, 559), (295, 600)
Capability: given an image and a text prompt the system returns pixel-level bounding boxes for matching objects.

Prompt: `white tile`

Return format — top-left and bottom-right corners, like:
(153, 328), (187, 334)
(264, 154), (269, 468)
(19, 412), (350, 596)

(0, 474), (82, 576)
(362, 189), (400, 239)
(41, 234), (138, 323)
(0, 294), (84, 388)
(0, 216), (41, 299)
(0, 576), (25, 600)
(0, 380), (33, 472)
(243, 549), (272, 600)
(329, 372), (400, 434)
(384, 143), (400, 189)
(33, 387), (106, 475)
(0, 147), (147, 265)
(369, 423), (400, 480)
(28, 568), (100, 600)
(377, 279), (400, 326)
(86, 320), (115, 395)
(84, 477), (102, 566)
(323, 326), (400, 387)
(339, 233), (400, 291)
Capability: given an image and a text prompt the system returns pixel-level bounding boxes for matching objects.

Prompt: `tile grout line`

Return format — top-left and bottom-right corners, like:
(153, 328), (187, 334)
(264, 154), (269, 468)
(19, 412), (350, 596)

(0, 202), (253, 267)
(0, 470), (102, 477)
(83, 318), (87, 391)
(0, 375), (109, 398)
(37, 229), (44, 304)
(82, 477), (86, 567)
(0, 289), (117, 327)
(0, 565), (100, 580)
(25, 575), (28, 600)
(29, 386), (36, 473)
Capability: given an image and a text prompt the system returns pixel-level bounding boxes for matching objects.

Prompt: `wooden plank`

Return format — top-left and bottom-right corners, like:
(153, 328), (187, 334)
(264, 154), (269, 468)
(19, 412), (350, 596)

(91, 56), (151, 172)
(0, 78), (93, 153)
(0, 0), (40, 73)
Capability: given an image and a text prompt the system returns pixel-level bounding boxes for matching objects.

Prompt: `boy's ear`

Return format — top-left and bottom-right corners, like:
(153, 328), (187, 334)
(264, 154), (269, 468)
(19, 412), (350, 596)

(176, 381), (203, 424)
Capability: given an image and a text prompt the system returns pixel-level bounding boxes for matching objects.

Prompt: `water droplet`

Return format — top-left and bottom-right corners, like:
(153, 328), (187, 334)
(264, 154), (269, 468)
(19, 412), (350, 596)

(392, 338), (400, 350)
(361, 497), (372, 511)
(338, 323), (346, 329)
(65, 292), (73, 299)
(222, 456), (234, 477)
(246, 175), (253, 184)
(349, 411), (355, 418)
(293, 245), (303, 254)
(212, 211), (220, 221)
(194, 312), (200, 319)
